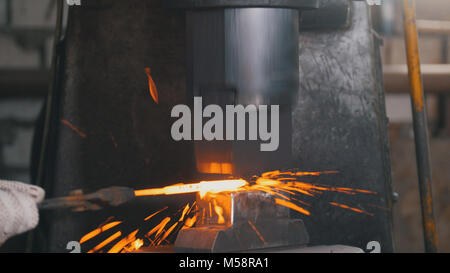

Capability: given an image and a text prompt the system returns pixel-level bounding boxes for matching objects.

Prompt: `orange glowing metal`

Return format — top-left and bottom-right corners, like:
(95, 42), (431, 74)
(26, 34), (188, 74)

(134, 179), (247, 198)
(261, 170), (338, 178)
(145, 67), (158, 104)
(198, 162), (234, 175)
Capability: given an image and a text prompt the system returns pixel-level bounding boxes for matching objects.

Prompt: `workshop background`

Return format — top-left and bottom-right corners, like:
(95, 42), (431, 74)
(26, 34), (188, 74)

(0, 0), (448, 252)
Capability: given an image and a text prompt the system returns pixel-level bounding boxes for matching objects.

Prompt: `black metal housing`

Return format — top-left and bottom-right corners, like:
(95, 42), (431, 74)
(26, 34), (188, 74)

(165, 0), (319, 9)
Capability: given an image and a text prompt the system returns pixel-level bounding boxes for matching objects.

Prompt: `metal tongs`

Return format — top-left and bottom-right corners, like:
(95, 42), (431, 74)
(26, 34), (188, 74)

(38, 186), (136, 212)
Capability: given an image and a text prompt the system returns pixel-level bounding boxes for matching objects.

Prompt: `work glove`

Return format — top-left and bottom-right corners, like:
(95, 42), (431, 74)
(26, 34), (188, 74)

(0, 180), (45, 246)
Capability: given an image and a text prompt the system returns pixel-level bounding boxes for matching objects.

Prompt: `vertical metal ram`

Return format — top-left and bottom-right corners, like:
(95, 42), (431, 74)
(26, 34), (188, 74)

(166, 0), (319, 177)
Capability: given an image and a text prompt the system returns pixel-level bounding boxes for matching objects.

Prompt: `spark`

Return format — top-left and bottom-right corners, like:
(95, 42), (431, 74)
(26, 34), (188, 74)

(329, 202), (374, 216)
(145, 67), (159, 104)
(82, 169), (378, 253)
(147, 217), (171, 238)
(61, 119), (87, 139)
(88, 231), (121, 253)
(144, 206), (168, 221)
(80, 221), (122, 244)
(248, 221), (267, 245)
(274, 198), (310, 216)
(108, 230), (139, 253)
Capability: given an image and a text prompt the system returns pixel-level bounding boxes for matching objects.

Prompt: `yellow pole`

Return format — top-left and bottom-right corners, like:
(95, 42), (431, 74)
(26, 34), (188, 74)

(402, 0), (438, 253)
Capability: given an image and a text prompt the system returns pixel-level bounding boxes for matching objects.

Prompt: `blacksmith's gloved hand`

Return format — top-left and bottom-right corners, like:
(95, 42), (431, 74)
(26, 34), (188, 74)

(0, 180), (45, 246)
